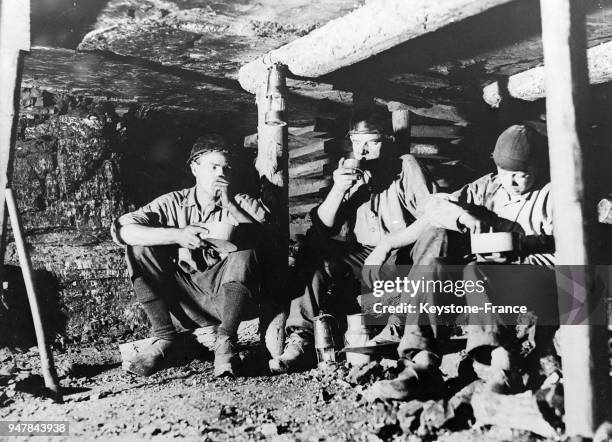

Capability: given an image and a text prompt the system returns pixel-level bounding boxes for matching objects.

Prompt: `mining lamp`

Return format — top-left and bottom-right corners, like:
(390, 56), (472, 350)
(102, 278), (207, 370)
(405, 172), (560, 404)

(264, 64), (287, 126)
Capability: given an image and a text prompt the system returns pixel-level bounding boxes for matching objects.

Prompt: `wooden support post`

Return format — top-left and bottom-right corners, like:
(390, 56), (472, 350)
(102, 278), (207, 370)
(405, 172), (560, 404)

(0, 0), (30, 275)
(484, 40), (612, 107)
(255, 65), (289, 358)
(391, 108), (411, 152)
(0, 53), (19, 282)
(238, 0), (516, 93)
(540, 0), (609, 437)
(0, 0), (61, 402)
(255, 64), (289, 231)
(0, 52), (20, 220)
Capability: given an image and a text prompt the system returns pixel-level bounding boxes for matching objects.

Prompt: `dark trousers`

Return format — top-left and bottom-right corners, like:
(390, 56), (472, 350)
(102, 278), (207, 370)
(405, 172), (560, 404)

(462, 263), (558, 357)
(126, 245), (261, 336)
(286, 226), (450, 334)
(398, 246), (558, 360)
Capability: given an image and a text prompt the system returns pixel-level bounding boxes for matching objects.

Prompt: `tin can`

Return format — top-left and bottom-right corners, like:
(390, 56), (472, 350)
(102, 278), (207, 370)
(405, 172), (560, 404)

(313, 314), (337, 368)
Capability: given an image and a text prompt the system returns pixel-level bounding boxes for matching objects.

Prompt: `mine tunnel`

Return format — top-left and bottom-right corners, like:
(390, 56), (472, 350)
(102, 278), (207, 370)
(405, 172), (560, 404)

(1, 0), (612, 440)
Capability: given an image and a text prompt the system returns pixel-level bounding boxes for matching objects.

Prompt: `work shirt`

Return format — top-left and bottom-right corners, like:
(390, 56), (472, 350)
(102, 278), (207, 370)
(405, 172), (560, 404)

(423, 173), (554, 265)
(111, 186), (269, 246)
(312, 154), (436, 247)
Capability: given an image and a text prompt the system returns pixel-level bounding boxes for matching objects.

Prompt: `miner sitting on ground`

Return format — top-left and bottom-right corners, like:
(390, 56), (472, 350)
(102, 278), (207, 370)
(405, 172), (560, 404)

(269, 108), (444, 373)
(370, 124), (559, 401)
(111, 134), (269, 378)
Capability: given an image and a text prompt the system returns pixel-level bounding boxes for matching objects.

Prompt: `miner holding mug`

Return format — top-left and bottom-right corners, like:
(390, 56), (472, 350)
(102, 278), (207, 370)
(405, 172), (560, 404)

(270, 108), (444, 373)
(111, 134), (269, 378)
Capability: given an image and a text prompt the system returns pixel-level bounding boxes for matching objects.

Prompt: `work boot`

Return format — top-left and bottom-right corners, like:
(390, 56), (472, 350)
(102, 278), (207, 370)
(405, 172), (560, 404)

(214, 334), (239, 377)
(121, 337), (175, 377)
(268, 329), (315, 374)
(366, 323), (403, 346)
(366, 350), (445, 401)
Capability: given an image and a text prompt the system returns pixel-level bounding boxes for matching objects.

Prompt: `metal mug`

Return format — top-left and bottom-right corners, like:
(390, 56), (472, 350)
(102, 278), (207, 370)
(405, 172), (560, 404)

(343, 157), (362, 171)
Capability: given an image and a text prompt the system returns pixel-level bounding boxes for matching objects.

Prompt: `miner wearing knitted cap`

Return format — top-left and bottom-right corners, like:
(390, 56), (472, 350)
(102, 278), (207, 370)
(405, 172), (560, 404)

(269, 107), (445, 374)
(370, 124), (559, 401)
(111, 134), (269, 378)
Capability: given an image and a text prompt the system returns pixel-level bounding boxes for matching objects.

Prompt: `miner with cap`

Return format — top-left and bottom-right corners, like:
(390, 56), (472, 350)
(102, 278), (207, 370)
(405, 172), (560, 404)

(370, 124), (559, 400)
(269, 107), (444, 373)
(111, 134), (269, 377)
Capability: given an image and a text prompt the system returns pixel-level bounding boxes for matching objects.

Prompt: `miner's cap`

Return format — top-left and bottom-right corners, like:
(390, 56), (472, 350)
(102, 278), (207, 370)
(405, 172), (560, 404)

(187, 134), (230, 165)
(492, 124), (541, 172)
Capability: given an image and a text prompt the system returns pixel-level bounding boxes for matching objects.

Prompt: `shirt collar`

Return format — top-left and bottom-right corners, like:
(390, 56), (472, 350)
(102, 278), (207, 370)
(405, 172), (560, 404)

(182, 187), (197, 207)
(492, 175), (534, 203)
(181, 187), (219, 209)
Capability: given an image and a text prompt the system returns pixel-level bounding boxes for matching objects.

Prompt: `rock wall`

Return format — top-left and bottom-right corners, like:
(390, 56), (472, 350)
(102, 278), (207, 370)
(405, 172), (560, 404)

(16, 109), (125, 232)
(0, 87), (212, 347)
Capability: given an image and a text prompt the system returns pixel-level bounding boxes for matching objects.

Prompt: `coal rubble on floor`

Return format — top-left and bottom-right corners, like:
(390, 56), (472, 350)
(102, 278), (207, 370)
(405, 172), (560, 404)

(306, 353), (566, 440)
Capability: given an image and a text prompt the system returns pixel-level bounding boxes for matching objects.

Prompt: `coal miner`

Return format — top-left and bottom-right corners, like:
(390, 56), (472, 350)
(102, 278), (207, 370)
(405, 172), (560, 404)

(270, 108), (445, 373)
(370, 124), (560, 401)
(111, 134), (269, 377)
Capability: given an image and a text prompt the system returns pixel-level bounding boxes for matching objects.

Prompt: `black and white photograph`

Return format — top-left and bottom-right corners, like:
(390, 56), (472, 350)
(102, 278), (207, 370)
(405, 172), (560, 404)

(1, 0), (612, 440)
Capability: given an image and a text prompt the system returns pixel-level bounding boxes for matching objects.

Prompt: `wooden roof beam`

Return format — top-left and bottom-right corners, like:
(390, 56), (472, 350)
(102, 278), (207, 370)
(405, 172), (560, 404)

(238, 0), (517, 94)
(483, 40), (612, 107)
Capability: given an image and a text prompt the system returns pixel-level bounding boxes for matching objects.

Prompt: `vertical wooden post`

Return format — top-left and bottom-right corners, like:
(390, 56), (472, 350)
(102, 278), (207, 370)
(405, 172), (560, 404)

(1, 0), (61, 400)
(0, 0), (30, 262)
(390, 107), (411, 152)
(0, 1), (28, 315)
(255, 67), (289, 236)
(540, 0), (609, 436)
(255, 65), (289, 358)
(0, 52), (19, 271)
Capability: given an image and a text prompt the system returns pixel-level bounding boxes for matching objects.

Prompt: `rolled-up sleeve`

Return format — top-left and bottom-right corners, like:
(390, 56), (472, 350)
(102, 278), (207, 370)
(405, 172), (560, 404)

(234, 194), (270, 224)
(398, 155), (437, 218)
(110, 194), (176, 245)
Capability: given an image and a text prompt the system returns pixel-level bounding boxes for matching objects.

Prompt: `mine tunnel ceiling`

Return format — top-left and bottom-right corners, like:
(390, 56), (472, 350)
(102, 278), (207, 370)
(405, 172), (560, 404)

(24, 0), (364, 131)
(23, 0), (612, 129)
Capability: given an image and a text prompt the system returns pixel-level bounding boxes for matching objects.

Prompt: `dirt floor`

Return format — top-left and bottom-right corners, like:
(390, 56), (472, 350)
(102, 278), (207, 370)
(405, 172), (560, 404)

(0, 322), (576, 441)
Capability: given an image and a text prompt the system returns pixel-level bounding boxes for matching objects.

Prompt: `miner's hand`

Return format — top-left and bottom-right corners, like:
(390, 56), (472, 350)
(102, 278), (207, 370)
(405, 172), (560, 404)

(458, 211), (493, 234)
(332, 158), (360, 194)
(175, 224), (209, 249)
(213, 177), (233, 207)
